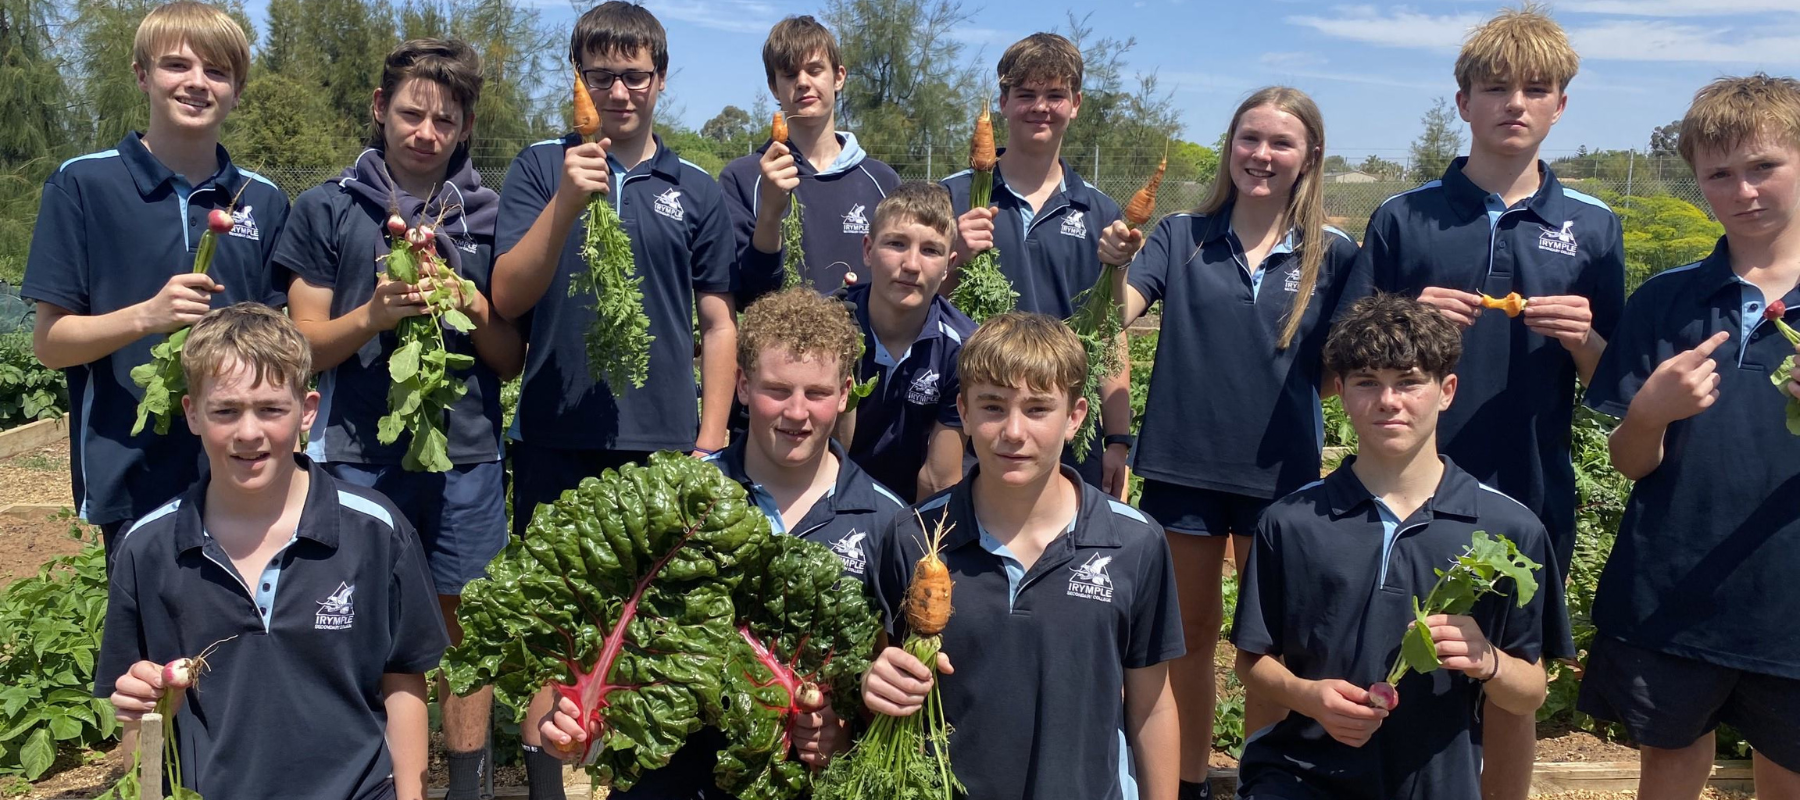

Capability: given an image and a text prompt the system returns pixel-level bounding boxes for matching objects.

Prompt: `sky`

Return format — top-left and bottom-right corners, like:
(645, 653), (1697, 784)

(244, 0), (1800, 162)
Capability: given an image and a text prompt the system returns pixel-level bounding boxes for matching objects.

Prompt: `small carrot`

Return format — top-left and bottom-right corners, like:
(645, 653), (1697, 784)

(1480, 292), (1527, 318)
(771, 111), (788, 144)
(904, 513), (955, 636)
(1123, 143), (1169, 228)
(969, 99), (996, 172)
(572, 65), (600, 140)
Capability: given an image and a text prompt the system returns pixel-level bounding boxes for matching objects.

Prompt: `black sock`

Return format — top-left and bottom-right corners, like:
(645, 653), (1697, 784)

(523, 745), (567, 800)
(445, 748), (485, 800)
(1180, 777), (1213, 800)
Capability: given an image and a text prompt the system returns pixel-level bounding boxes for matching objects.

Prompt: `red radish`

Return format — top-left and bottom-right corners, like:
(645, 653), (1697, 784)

(406, 226), (429, 249)
(417, 224), (436, 247)
(207, 208), (233, 234)
(162, 658), (197, 689)
(387, 214), (407, 237)
(1367, 681), (1399, 711)
(795, 682), (826, 713)
(1769, 300), (1788, 321)
(843, 272), (857, 285)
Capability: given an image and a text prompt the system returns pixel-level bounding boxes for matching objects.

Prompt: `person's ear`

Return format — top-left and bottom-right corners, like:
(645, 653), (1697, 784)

(1066, 392), (1088, 443)
(736, 368), (752, 406)
(837, 377), (853, 415)
(300, 390), (320, 433)
(1439, 373), (1458, 410)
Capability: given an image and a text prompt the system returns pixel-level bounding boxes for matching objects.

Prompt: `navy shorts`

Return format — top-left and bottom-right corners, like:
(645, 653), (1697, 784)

(1578, 636), (1800, 770)
(325, 461), (508, 596)
(509, 441), (655, 539)
(1138, 480), (1271, 536)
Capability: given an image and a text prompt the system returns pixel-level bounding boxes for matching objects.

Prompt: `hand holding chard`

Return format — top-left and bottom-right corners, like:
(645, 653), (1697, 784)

(1764, 300), (1800, 434)
(567, 66), (653, 394)
(1365, 532), (1540, 711)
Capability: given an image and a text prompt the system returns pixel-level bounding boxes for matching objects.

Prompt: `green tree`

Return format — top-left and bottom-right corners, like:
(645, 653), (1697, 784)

(1321, 154), (1349, 174)
(222, 71), (359, 174)
(448, 0), (557, 174)
(824, 0), (976, 157)
(0, 0), (76, 164)
(702, 105), (753, 143)
(259, 0), (396, 137)
(400, 0), (452, 40)
(1609, 191), (1722, 291)
(1058, 12), (1184, 192)
(1407, 97), (1462, 183)
(1359, 154), (1404, 180)
(1649, 120), (1680, 157)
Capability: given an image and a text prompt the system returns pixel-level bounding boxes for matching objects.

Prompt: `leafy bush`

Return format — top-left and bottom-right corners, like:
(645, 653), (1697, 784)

(0, 523), (115, 780)
(0, 332), (65, 430)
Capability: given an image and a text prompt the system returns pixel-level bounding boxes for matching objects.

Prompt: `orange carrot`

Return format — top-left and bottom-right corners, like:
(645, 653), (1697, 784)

(1481, 292), (1528, 318)
(771, 111), (788, 144)
(1123, 144), (1169, 228)
(573, 66), (600, 140)
(903, 513), (955, 636)
(969, 100), (996, 172)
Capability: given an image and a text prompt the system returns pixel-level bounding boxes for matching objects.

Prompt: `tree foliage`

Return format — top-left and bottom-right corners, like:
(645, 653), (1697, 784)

(1407, 97), (1462, 183)
(824, 0), (975, 156)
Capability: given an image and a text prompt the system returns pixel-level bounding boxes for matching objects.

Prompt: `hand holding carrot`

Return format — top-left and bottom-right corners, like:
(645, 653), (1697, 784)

(556, 138), (612, 208)
(1522, 294), (1595, 350)
(1097, 219), (1144, 267)
(1417, 286), (1484, 328)
(757, 141), (800, 211)
(1631, 330), (1730, 426)
(955, 206), (998, 258)
(862, 645), (953, 717)
(139, 272), (222, 334)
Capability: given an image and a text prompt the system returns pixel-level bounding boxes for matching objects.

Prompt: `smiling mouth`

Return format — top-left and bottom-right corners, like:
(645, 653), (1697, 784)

(231, 452), (270, 465)
(1245, 168), (1275, 179)
(177, 97), (210, 110)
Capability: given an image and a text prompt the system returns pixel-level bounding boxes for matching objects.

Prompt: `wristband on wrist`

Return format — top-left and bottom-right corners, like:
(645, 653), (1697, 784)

(1104, 433), (1136, 451)
(1478, 653), (1502, 683)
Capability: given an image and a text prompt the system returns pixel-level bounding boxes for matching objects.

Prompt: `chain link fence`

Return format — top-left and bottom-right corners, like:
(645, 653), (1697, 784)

(249, 144), (1708, 246)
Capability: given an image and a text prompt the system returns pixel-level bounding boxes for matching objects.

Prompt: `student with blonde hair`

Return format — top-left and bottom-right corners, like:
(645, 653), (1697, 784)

(1099, 85), (1359, 800)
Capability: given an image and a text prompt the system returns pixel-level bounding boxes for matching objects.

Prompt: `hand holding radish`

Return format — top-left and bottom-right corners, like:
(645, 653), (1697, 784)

(1300, 679), (1388, 748)
(1630, 330), (1730, 426)
(108, 660), (173, 722)
(1097, 220), (1144, 267)
(1417, 287), (1484, 328)
(556, 139), (612, 207)
(139, 273), (222, 334)
(1522, 294), (1595, 350)
(365, 274), (429, 331)
(792, 705), (850, 768)
(1423, 613), (1498, 679)
(758, 141), (800, 209)
(861, 645), (953, 717)
(955, 206), (998, 257)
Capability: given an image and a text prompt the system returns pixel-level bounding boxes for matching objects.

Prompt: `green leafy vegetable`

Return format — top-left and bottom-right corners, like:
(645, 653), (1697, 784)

(0, 522), (112, 781)
(949, 167), (1016, 323)
(1384, 531), (1542, 687)
(128, 231), (217, 437)
(377, 227), (479, 473)
(1764, 301), (1800, 434)
(781, 196), (806, 290)
(1064, 265), (1125, 463)
(571, 193), (653, 394)
(714, 535), (878, 800)
(444, 453), (770, 790)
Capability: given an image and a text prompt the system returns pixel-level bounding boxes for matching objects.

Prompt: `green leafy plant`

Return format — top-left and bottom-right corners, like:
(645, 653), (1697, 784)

(1763, 300), (1800, 434)
(571, 191), (652, 395)
(1369, 531), (1542, 709)
(1065, 266), (1124, 463)
(0, 332), (65, 430)
(780, 195), (806, 290)
(949, 102), (1016, 324)
(0, 523), (113, 781)
(376, 210), (478, 472)
(1212, 673), (1246, 757)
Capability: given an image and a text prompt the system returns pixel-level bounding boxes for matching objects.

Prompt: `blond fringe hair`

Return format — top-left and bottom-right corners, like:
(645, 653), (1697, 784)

(872, 181), (956, 244)
(1678, 74), (1800, 169)
(996, 33), (1083, 96)
(737, 288), (864, 382)
(1455, 3), (1579, 93)
(133, 1), (252, 89)
(182, 303), (312, 396)
(957, 313), (1086, 402)
(1193, 86), (1328, 350)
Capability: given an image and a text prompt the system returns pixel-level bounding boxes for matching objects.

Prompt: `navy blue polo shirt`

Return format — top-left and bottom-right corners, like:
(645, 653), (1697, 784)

(719, 132), (899, 301)
(1231, 457), (1567, 800)
(22, 132), (289, 526)
(273, 169), (502, 466)
(708, 435), (907, 581)
(96, 459), (448, 800)
(843, 283), (976, 502)
(867, 466), (1185, 800)
(495, 133), (735, 451)
(1583, 237), (1800, 679)
(1127, 210), (1359, 499)
(1342, 158), (1625, 569)
(941, 157), (1121, 321)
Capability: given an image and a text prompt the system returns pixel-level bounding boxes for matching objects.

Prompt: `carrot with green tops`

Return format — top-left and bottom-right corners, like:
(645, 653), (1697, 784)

(773, 111), (807, 289)
(568, 64), (652, 393)
(950, 99), (1016, 323)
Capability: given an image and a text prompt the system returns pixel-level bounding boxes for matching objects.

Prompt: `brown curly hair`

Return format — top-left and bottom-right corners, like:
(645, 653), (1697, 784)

(737, 287), (864, 382)
(1323, 293), (1463, 380)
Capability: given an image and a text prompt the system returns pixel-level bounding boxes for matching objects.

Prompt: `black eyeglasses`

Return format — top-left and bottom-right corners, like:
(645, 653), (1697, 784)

(581, 68), (656, 92)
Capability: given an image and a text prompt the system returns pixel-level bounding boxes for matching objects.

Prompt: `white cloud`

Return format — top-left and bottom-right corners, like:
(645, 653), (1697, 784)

(1285, 8), (1483, 52)
(1557, 0), (1800, 17)
(643, 0), (779, 34)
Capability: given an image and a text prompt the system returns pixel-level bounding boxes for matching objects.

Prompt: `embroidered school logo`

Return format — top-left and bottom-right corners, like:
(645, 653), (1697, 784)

(1283, 266), (1302, 293)
(842, 204), (870, 234)
(1067, 554), (1114, 602)
(448, 234), (478, 254)
(654, 189), (685, 221)
(907, 370), (941, 405)
(315, 582), (355, 630)
(1538, 220), (1578, 257)
(830, 530), (868, 575)
(228, 205), (260, 241)
(1060, 210), (1088, 238)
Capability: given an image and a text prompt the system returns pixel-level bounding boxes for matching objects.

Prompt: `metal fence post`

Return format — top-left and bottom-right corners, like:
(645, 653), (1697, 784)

(1625, 149), (1635, 206)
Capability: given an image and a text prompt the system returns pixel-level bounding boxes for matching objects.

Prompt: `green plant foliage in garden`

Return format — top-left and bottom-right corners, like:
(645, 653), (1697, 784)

(0, 524), (113, 781)
(0, 332), (66, 430)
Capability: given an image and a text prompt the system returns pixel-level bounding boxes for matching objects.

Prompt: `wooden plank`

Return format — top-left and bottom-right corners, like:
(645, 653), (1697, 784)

(0, 416), (67, 460)
(139, 713), (164, 800)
